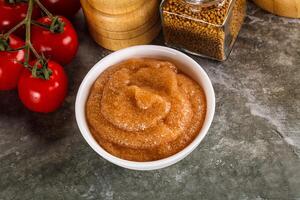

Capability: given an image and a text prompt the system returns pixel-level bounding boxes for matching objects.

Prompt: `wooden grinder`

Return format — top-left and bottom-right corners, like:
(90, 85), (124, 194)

(253, 0), (300, 18)
(81, 0), (161, 51)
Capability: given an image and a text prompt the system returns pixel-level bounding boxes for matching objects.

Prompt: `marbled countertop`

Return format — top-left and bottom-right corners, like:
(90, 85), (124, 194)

(1, 2), (299, 200)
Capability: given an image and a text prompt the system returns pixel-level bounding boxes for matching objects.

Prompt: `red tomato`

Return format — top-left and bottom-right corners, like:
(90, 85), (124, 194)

(40, 0), (81, 18)
(31, 16), (78, 65)
(18, 60), (68, 113)
(0, 0), (40, 35)
(0, 35), (25, 90)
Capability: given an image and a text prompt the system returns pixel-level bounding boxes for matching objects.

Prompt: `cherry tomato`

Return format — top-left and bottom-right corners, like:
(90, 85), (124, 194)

(18, 60), (68, 113)
(0, 0), (40, 35)
(40, 0), (81, 18)
(31, 16), (78, 65)
(0, 35), (25, 90)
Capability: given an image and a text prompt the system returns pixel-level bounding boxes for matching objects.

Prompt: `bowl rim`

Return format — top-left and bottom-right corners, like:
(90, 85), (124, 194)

(75, 45), (215, 171)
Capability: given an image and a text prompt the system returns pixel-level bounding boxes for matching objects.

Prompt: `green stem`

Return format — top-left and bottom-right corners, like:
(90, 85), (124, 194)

(35, 0), (53, 18)
(7, 46), (26, 52)
(7, 0), (52, 80)
(31, 20), (50, 29)
(24, 0), (34, 66)
(4, 19), (26, 39)
(29, 43), (40, 58)
(5, 0), (28, 3)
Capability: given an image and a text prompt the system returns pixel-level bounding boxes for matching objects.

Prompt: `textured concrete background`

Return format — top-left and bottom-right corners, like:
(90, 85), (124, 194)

(0, 2), (299, 200)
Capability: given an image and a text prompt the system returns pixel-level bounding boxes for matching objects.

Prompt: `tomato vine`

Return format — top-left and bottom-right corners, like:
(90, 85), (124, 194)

(0, 0), (66, 80)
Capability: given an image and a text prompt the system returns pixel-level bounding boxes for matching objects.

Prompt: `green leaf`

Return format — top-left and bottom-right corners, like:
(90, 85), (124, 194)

(50, 16), (65, 33)
(31, 61), (38, 77)
(0, 37), (10, 51)
(30, 58), (53, 80)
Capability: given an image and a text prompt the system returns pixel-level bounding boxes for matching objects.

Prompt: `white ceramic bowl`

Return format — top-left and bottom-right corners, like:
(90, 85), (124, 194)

(75, 45), (215, 171)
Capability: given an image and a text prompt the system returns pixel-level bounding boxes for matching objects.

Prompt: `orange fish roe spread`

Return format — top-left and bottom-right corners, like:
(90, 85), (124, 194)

(86, 58), (206, 161)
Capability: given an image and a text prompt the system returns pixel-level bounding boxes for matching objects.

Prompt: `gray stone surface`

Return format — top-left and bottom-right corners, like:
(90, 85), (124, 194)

(0, 2), (299, 200)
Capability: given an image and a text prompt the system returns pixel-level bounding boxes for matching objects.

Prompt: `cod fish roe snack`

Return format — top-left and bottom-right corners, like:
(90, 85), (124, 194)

(86, 58), (206, 161)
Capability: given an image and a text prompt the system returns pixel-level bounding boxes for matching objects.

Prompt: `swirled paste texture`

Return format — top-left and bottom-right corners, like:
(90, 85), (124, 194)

(86, 58), (206, 161)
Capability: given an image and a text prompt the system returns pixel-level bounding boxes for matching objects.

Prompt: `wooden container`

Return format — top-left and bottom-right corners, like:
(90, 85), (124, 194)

(81, 0), (161, 50)
(253, 0), (300, 18)
(89, 21), (161, 51)
(87, 13), (160, 40)
(87, 0), (144, 15)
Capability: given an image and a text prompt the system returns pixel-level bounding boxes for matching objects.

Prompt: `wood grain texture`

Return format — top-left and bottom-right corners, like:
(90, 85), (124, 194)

(87, 13), (160, 40)
(81, 0), (159, 31)
(81, 0), (160, 50)
(253, 0), (300, 18)
(88, 21), (161, 51)
(87, 0), (145, 15)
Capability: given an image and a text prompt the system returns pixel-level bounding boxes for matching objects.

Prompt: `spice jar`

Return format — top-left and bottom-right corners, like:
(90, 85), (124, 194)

(160, 0), (246, 61)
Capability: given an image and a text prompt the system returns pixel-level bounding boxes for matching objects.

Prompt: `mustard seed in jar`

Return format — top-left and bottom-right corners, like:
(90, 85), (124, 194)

(160, 0), (246, 61)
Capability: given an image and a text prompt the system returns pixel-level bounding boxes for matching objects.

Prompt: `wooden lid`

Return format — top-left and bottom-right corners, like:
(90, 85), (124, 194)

(88, 20), (161, 51)
(81, 0), (159, 31)
(87, 0), (146, 15)
(253, 0), (300, 18)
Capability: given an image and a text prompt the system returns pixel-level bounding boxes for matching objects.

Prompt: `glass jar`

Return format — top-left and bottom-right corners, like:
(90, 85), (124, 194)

(160, 0), (246, 61)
